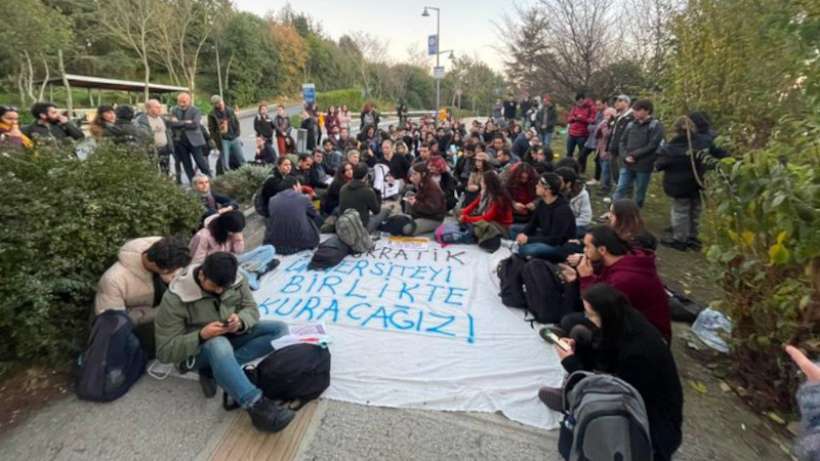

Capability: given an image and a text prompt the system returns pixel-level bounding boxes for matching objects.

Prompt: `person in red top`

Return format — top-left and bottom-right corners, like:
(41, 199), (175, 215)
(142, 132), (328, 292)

(560, 225), (671, 341)
(505, 162), (538, 224)
(565, 93), (595, 159)
(459, 170), (514, 229)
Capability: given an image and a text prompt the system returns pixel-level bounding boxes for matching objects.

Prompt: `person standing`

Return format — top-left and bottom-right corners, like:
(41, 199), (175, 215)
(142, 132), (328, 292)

(273, 105), (291, 158)
(208, 96), (244, 175)
(565, 93), (595, 159)
(300, 110), (318, 152)
(614, 99), (664, 208)
(605, 95), (634, 195)
(169, 92), (211, 181)
(22, 101), (84, 144)
(580, 98), (607, 177)
(536, 95), (557, 148)
(136, 99), (176, 178)
(254, 102), (274, 148)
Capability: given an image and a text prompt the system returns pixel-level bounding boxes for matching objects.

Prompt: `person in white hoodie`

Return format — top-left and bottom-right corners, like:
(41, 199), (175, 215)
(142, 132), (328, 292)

(94, 236), (192, 357)
(556, 166), (592, 236)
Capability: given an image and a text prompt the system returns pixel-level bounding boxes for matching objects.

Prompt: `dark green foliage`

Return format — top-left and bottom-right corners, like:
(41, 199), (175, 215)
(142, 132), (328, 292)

(0, 143), (201, 373)
(211, 164), (271, 205)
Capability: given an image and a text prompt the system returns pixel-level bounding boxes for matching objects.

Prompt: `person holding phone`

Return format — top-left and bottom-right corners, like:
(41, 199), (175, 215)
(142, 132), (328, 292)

(539, 283), (683, 461)
(154, 252), (294, 433)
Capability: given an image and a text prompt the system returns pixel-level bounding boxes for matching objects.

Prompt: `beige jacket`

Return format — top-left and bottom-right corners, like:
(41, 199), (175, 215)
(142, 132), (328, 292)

(94, 237), (162, 325)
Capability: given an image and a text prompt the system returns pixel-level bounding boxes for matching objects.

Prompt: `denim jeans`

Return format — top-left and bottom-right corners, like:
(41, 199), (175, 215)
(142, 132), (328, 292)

(613, 168), (652, 208)
(237, 245), (276, 290)
(516, 242), (565, 261)
(565, 135), (586, 158)
(219, 138), (245, 174)
(508, 223), (528, 240)
(599, 158), (612, 191)
(542, 132), (553, 149)
(196, 320), (288, 408)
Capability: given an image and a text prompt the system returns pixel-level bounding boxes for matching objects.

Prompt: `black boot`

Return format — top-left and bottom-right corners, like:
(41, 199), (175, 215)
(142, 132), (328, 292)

(248, 397), (295, 433)
(199, 368), (217, 398)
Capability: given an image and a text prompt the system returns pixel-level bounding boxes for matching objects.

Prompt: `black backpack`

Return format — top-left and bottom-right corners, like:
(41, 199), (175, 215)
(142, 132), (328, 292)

(378, 214), (417, 236)
(75, 310), (146, 402)
(309, 236), (351, 270)
(521, 259), (577, 324)
(497, 254), (528, 308)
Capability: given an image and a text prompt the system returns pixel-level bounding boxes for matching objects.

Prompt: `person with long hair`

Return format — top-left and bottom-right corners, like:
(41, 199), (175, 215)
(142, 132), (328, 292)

(539, 283), (683, 461)
(90, 105), (118, 140)
(505, 162), (539, 224)
(321, 161), (354, 216)
(608, 198), (658, 251)
(405, 162), (447, 235)
(189, 209), (279, 290)
(555, 167), (592, 235)
(460, 170), (514, 229)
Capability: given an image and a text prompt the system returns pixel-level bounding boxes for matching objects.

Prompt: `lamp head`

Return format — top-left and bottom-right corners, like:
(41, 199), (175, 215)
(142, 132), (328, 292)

(422, 7), (430, 17)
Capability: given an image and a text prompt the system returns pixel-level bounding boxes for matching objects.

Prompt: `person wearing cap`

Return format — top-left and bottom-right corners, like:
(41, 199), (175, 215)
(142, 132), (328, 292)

(208, 95), (244, 175)
(604, 95), (634, 196)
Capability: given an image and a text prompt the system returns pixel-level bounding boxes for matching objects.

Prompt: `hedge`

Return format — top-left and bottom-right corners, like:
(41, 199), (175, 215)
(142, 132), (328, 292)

(0, 143), (202, 374)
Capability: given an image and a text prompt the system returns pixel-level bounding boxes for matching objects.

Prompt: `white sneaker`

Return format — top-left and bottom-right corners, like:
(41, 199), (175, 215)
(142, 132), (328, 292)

(602, 197), (612, 204)
(585, 179), (598, 186)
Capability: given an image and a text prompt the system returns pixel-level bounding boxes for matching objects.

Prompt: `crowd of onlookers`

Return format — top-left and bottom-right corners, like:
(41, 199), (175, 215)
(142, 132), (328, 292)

(3, 91), (817, 461)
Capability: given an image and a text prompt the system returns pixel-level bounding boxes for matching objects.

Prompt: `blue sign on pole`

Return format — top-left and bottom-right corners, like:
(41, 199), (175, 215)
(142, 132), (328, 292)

(302, 83), (316, 104)
(427, 35), (438, 56)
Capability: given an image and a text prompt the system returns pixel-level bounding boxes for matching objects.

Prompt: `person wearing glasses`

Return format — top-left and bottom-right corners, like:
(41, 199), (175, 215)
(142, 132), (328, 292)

(0, 106), (33, 150)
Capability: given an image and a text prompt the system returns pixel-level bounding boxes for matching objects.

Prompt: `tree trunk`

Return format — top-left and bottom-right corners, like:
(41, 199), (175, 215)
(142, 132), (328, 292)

(58, 50), (73, 115)
(37, 57), (50, 102)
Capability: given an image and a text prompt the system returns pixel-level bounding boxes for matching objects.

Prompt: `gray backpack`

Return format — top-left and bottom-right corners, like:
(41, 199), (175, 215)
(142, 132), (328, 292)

(335, 208), (374, 254)
(558, 371), (653, 461)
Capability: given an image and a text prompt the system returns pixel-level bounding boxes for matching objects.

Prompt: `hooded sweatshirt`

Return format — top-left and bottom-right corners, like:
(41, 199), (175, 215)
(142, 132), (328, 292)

(520, 196), (576, 246)
(154, 265), (259, 365)
(95, 237), (163, 325)
(580, 249), (671, 340)
(190, 214), (245, 264)
(339, 179), (381, 227)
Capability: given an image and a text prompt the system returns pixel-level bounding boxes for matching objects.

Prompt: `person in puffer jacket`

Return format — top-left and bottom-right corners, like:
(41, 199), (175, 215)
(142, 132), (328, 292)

(565, 93), (595, 159)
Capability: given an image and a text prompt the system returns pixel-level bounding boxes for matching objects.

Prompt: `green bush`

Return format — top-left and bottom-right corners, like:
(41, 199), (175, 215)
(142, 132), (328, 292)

(211, 164), (271, 205)
(0, 143), (201, 373)
(703, 112), (820, 411)
(317, 88), (364, 111)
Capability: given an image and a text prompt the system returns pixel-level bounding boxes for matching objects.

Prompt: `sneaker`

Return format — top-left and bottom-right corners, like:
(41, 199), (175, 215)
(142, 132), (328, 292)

(199, 369), (217, 398)
(262, 258), (281, 275)
(660, 237), (689, 252)
(602, 196), (612, 204)
(538, 386), (564, 412)
(248, 397), (295, 433)
(585, 179), (598, 186)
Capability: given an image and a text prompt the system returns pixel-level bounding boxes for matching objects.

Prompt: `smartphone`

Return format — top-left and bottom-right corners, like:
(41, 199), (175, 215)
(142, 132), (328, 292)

(545, 331), (571, 352)
(222, 319), (231, 327)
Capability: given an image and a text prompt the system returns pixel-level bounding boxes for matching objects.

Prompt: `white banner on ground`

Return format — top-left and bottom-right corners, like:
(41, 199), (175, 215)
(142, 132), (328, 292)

(253, 239), (565, 430)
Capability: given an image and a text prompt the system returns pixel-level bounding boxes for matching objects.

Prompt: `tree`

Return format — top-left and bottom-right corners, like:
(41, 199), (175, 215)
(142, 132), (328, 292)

(95, 0), (162, 102)
(0, 0), (74, 106)
(266, 21), (308, 95)
(348, 31), (389, 99)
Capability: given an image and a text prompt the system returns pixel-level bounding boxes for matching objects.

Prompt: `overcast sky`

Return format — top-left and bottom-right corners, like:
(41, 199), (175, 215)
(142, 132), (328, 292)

(234, 0), (529, 73)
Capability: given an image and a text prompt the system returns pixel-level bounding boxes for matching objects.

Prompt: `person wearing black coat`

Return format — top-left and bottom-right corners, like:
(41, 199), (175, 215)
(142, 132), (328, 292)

(543, 283), (683, 461)
(260, 157), (296, 213)
(655, 116), (727, 251)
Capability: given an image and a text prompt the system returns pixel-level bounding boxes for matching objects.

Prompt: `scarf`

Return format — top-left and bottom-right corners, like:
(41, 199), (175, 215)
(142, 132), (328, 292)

(0, 122), (33, 149)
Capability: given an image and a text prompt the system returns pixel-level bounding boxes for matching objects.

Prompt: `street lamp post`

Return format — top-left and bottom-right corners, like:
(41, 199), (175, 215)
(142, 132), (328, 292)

(422, 6), (441, 111)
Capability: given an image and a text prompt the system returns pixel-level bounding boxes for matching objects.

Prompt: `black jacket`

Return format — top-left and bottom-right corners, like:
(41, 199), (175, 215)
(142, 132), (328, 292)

(520, 196), (576, 246)
(208, 107), (241, 145)
(656, 133), (726, 198)
(382, 154), (411, 181)
(619, 117), (665, 173)
(254, 114), (274, 140)
(260, 169), (293, 212)
(606, 110), (634, 156)
(536, 104), (557, 134)
(562, 308), (683, 461)
(23, 120), (84, 143)
(339, 180), (380, 227)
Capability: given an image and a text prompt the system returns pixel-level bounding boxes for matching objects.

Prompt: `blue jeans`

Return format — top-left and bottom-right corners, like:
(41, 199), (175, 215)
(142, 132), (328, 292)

(599, 158), (612, 191)
(197, 320), (288, 408)
(516, 242), (565, 261)
(508, 223), (528, 240)
(219, 138), (245, 174)
(565, 135), (586, 158)
(237, 245), (276, 290)
(542, 132), (553, 148)
(613, 168), (652, 208)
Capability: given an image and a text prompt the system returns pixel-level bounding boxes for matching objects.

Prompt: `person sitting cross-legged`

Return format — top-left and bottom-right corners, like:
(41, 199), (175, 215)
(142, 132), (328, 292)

(95, 236), (192, 359)
(264, 177), (321, 255)
(154, 252), (295, 433)
(339, 162), (391, 233)
(514, 172), (576, 262)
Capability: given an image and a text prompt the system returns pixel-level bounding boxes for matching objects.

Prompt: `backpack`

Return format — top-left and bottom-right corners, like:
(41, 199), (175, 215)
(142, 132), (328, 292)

(253, 184), (269, 217)
(224, 344), (331, 411)
(497, 254), (528, 308)
(309, 236), (351, 270)
(75, 310), (146, 402)
(558, 371), (653, 461)
(521, 259), (572, 324)
(336, 208), (374, 254)
(378, 214), (417, 236)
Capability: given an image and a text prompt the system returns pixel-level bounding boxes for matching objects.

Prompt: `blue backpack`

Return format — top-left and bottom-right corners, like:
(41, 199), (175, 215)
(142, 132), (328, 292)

(75, 310), (146, 402)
